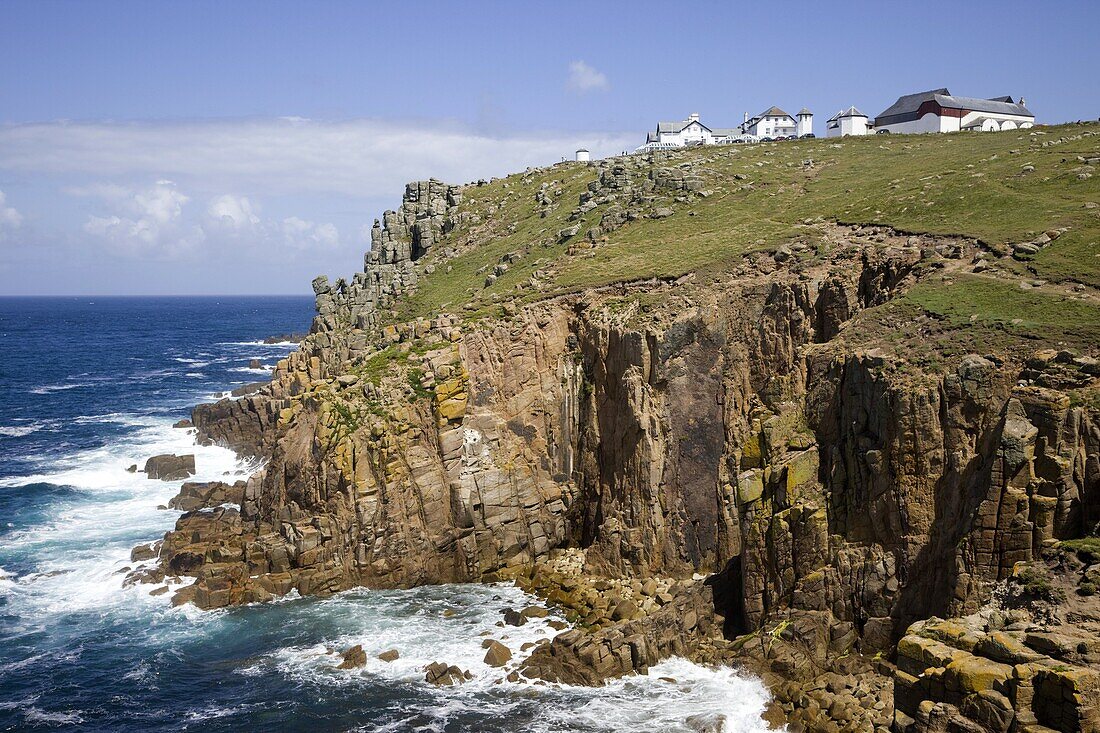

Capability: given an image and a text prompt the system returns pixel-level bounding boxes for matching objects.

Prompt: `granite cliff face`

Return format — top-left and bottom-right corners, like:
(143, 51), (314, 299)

(138, 133), (1100, 733)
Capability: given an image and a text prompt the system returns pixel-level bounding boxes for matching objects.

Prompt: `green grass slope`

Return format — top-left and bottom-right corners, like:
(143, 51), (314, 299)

(395, 123), (1099, 355)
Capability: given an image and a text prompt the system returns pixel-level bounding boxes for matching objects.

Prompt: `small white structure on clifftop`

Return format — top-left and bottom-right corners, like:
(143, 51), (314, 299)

(575, 148), (590, 162)
(825, 107), (870, 137)
(874, 88), (1034, 134)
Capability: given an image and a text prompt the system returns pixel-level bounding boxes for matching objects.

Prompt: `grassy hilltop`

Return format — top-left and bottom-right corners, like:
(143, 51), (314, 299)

(395, 123), (1100, 357)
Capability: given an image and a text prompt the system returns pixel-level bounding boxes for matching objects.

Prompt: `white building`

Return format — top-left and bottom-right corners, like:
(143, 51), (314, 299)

(739, 107), (813, 139)
(575, 148), (590, 162)
(874, 88), (1034, 134)
(634, 113), (745, 153)
(825, 106), (870, 137)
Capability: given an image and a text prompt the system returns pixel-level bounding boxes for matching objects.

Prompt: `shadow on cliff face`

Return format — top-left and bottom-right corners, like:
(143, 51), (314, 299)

(706, 556), (748, 639)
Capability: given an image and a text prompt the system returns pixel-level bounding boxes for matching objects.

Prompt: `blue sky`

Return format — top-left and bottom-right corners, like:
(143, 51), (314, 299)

(1, 0), (1098, 295)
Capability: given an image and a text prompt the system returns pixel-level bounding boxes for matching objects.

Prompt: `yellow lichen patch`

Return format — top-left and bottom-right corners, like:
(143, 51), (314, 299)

(278, 403), (301, 428)
(945, 654), (1013, 695)
(435, 369), (469, 423)
(784, 447), (820, 496)
(736, 469), (764, 506)
(740, 430), (763, 469)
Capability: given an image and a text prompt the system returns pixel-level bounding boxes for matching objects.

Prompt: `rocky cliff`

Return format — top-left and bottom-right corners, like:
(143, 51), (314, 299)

(136, 124), (1100, 733)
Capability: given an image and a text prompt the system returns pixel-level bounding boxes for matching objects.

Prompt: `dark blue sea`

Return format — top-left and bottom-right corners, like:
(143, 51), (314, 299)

(0, 296), (768, 732)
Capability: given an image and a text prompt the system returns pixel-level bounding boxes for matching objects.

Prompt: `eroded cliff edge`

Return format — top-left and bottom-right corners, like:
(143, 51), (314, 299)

(133, 127), (1100, 733)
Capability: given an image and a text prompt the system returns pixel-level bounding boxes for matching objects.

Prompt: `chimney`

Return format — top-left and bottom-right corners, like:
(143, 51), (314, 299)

(744, 112), (749, 123)
(689, 112), (700, 122)
(1018, 96), (1026, 106)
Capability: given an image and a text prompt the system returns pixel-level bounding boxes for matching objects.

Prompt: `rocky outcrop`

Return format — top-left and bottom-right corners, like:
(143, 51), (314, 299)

(138, 157), (1100, 732)
(143, 454), (195, 480)
(168, 481), (245, 512)
(895, 610), (1100, 733)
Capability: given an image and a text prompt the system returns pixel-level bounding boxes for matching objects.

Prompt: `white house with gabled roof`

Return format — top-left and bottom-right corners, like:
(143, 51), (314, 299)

(739, 107), (813, 139)
(825, 106), (870, 137)
(634, 113), (746, 153)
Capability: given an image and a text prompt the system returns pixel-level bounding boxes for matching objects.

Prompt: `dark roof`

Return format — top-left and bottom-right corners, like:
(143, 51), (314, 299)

(875, 88), (1033, 125)
(876, 88), (949, 121)
(936, 93), (1031, 117)
(757, 106), (793, 119)
(710, 127), (740, 137)
(827, 105), (867, 121)
(798, 107), (813, 116)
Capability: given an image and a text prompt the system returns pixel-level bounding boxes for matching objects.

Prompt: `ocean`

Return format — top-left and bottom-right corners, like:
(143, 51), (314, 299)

(0, 296), (772, 732)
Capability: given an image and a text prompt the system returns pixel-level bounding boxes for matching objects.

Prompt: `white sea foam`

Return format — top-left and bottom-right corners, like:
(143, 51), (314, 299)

(0, 415), (255, 617)
(184, 703), (264, 722)
(23, 707), (85, 725)
(0, 423), (46, 437)
(253, 583), (775, 733)
(218, 340), (300, 348)
(29, 382), (99, 395)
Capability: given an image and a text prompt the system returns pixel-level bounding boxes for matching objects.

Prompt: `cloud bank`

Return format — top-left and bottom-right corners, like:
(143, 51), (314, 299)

(0, 117), (631, 199)
(0, 117), (633, 293)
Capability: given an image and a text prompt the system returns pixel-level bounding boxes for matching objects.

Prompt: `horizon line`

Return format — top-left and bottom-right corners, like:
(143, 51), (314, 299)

(0, 292), (315, 298)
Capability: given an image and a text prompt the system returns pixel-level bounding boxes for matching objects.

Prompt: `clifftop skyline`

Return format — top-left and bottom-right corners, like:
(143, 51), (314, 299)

(1, 0), (1098, 295)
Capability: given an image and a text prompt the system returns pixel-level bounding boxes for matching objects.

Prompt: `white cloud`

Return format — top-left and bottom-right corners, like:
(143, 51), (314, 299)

(0, 190), (23, 237)
(0, 117), (637, 289)
(566, 60), (609, 94)
(79, 180), (201, 255)
(207, 194), (260, 230)
(0, 118), (634, 199)
(280, 217), (339, 250)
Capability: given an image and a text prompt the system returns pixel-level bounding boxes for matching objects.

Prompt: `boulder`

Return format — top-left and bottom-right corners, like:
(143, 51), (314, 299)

(483, 641), (512, 667)
(130, 542), (159, 562)
(168, 481), (246, 511)
(424, 662), (469, 685)
(143, 454), (196, 481)
(172, 419), (193, 429)
(520, 605), (549, 620)
(503, 608), (527, 626)
(377, 649), (400, 662)
(231, 382), (267, 398)
(248, 359), (262, 369)
(337, 644), (367, 669)
(611, 598), (639, 621)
